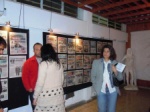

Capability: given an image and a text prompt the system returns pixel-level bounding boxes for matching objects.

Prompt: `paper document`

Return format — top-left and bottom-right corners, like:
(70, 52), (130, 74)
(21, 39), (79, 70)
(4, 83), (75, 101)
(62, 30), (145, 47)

(116, 62), (126, 72)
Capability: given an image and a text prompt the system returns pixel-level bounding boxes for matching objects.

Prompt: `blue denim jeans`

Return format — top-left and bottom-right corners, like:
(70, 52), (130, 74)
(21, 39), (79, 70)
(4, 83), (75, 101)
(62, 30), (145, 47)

(29, 91), (35, 111)
(97, 87), (118, 112)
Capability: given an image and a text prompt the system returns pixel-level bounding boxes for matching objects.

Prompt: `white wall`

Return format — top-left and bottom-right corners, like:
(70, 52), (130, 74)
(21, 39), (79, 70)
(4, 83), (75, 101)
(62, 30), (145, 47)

(0, 0), (128, 111)
(131, 30), (150, 81)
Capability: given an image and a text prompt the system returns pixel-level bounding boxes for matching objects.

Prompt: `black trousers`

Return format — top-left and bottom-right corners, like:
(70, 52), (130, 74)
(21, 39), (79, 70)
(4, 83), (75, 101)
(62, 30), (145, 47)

(29, 91), (35, 111)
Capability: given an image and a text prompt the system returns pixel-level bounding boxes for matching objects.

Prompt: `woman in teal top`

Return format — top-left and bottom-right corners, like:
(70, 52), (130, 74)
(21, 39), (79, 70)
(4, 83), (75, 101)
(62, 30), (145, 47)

(91, 45), (123, 112)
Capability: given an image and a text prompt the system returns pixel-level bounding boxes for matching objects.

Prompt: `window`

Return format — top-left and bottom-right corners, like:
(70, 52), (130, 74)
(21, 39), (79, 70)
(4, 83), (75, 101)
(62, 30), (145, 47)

(92, 14), (122, 31)
(43, 0), (61, 13)
(64, 3), (78, 18)
(17, 0), (40, 8)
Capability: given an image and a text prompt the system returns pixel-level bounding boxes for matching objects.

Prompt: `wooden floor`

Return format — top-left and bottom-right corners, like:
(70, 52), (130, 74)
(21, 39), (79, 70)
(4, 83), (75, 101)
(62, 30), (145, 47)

(66, 88), (150, 112)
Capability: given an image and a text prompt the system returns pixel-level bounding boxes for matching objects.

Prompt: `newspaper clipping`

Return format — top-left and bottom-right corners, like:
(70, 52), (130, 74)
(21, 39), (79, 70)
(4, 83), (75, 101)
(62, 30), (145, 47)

(0, 55), (8, 78)
(63, 72), (67, 87)
(83, 40), (90, 53)
(90, 41), (96, 53)
(83, 69), (91, 83)
(84, 55), (91, 69)
(9, 32), (27, 54)
(76, 39), (83, 53)
(0, 30), (7, 54)
(76, 55), (83, 69)
(58, 54), (67, 70)
(68, 38), (75, 54)
(58, 37), (67, 53)
(74, 70), (83, 85)
(67, 71), (75, 86)
(97, 41), (103, 53)
(0, 79), (8, 101)
(68, 55), (75, 70)
(46, 35), (57, 52)
(9, 56), (26, 78)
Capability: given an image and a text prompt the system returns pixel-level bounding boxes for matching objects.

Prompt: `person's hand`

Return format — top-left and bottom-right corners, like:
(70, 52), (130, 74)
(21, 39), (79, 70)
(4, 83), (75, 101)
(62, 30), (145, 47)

(112, 65), (117, 75)
(0, 108), (3, 112)
(28, 88), (33, 92)
(33, 99), (37, 106)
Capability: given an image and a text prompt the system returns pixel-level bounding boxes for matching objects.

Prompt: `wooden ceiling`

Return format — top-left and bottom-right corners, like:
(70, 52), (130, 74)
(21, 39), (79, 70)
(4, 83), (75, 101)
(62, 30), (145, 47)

(62, 0), (150, 24)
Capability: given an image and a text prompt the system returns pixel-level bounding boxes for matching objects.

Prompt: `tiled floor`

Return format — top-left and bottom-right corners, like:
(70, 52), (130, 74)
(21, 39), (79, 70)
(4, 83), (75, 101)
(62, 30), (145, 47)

(66, 88), (150, 112)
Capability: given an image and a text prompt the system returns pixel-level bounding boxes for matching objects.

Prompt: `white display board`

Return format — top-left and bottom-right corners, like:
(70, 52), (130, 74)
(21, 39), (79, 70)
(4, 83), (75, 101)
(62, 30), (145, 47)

(131, 30), (150, 80)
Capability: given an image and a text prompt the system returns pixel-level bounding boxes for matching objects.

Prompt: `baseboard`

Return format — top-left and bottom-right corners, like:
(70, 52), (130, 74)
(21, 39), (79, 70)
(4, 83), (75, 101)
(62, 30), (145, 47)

(137, 79), (150, 88)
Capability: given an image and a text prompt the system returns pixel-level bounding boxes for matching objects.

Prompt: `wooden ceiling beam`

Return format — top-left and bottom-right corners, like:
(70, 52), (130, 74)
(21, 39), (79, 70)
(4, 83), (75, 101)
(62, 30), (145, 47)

(125, 18), (150, 24)
(92, 0), (137, 12)
(78, 0), (100, 7)
(111, 10), (150, 20)
(119, 15), (150, 23)
(101, 3), (150, 16)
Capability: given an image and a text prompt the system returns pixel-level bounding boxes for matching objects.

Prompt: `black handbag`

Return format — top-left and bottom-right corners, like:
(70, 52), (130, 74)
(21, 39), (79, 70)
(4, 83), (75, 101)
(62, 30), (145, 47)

(112, 63), (123, 87)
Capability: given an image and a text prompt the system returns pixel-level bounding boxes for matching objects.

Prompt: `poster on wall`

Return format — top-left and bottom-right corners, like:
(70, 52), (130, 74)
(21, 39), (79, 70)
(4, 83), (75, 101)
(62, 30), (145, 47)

(83, 69), (91, 83)
(91, 55), (97, 65)
(63, 72), (67, 87)
(46, 35), (57, 52)
(76, 39), (83, 53)
(67, 71), (75, 86)
(0, 55), (8, 78)
(9, 56), (26, 78)
(102, 42), (108, 47)
(58, 54), (67, 70)
(68, 38), (75, 54)
(0, 30), (7, 54)
(75, 55), (83, 69)
(0, 79), (8, 101)
(90, 41), (96, 53)
(58, 37), (67, 53)
(97, 41), (103, 53)
(84, 55), (91, 69)
(68, 55), (75, 70)
(83, 40), (90, 53)
(9, 32), (27, 54)
(74, 70), (83, 85)
(108, 42), (112, 46)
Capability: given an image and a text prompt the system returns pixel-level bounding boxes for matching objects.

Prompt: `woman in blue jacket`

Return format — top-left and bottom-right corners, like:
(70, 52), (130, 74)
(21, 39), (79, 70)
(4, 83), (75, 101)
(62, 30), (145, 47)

(91, 45), (123, 112)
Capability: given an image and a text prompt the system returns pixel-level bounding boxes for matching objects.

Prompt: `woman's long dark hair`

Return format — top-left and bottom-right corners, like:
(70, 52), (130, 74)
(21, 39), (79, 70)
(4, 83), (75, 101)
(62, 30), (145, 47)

(41, 44), (60, 66)
(100, 44), (116, 60)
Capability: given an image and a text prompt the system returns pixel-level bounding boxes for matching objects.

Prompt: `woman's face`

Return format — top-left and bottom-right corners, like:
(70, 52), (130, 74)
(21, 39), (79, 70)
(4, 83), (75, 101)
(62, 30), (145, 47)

(103, 48), (110, 59)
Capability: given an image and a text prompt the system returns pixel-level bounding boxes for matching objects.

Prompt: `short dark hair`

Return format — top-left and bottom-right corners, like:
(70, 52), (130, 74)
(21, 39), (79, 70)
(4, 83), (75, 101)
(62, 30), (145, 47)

(33, 43), (42, 50)
(41, 44), (60, 66)
(100, 44), (116, 60)
(0, 36), (6, 48)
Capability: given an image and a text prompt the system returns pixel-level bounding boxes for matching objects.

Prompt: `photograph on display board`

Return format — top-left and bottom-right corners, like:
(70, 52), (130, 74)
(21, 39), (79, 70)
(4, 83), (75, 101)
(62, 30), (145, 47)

(0, 79), (8, 101)
(108, 42), (112, 46)
(46, 35), (57, 52)
(91, 55), (97, 65)
(90, 40), (96, 53)
(0, 55), (8, 78)
(58, 37), (67, 53)
(63, 71), (67, 87)
(66, 71), (75, 87)
(9, 56), (26, 78)
(9, 32), (27, 54)
(0, 30), (7, 54)
(97, 54), (101, 59)
(76, 39), (83, 53)
(83, 69), (91, 83)
(74, 70), (83, 85)
(75, 55), (83, 69)
(97, 41), (103, 53)
(68, 55), (75, 70)
(68, 38), (75, 54)
(102, 42), (108, 47)
(84, 55), (91, 69)
(58, 54), (67, 70)
(83, 40), (90, 53)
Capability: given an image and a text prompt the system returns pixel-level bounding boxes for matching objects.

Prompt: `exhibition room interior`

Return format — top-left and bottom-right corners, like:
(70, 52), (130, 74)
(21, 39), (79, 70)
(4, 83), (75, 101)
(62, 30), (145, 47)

(0, 0), (150, 112)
